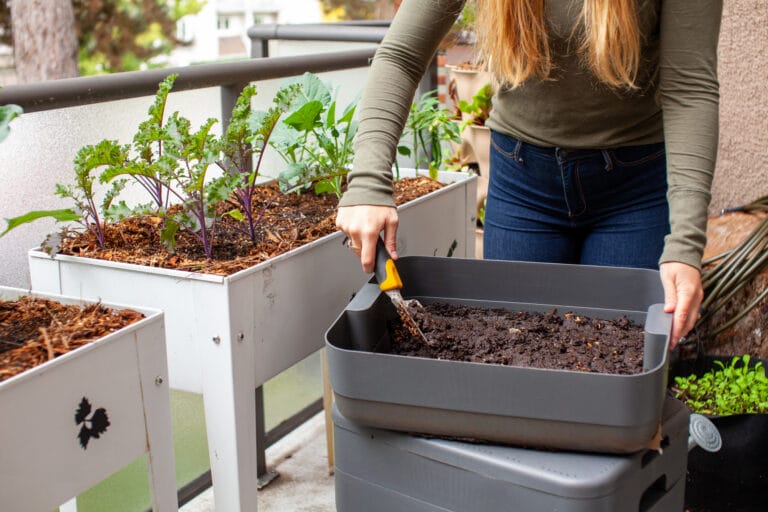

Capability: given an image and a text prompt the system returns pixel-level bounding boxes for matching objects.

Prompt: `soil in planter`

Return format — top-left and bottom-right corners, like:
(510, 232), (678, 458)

(389, 302), (645, 375)
(0, 296), (143, 383)
(55, 178), (443, 276)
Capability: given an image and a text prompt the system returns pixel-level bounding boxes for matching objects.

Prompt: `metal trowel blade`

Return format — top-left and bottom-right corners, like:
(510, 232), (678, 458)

(385, 290), (433, 346)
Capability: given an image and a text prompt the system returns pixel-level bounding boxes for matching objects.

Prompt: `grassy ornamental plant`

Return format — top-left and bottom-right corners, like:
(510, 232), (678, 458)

(673, 355), (768, 416)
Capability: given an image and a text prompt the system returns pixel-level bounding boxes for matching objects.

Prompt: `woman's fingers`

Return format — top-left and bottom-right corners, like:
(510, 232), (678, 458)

(336, 205), (399, 273)
(660, 261), (704, 349)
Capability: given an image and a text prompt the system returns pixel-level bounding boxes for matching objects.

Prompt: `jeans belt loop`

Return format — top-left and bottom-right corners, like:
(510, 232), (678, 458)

(601, 149), (614, 172)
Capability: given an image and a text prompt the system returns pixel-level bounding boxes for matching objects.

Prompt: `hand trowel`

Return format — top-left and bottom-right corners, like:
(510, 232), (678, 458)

(372, 237), (433, 346)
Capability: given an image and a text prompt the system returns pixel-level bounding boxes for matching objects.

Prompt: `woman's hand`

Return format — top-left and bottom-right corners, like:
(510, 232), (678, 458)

(660, 261), (704, 349)
(336, 205), (399, 273)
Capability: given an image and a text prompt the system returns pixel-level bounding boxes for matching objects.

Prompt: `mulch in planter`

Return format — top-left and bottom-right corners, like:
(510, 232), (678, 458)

(0, 296), (144, 383)
(390, 302), (645, 374)
(55, 177), (443, 276)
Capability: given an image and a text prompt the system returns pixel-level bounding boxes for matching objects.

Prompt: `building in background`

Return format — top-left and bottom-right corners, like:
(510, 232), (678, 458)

(172, 0), (323, 66)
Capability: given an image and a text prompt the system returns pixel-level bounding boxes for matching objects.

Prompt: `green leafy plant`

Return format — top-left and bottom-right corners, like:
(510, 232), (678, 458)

(273, 73), (358, 199)
(457, 82), (493, 128)
(156, 112), (228, 258)
(95, 73), (229, 257)
(398, 90), (461, 179)
(0, 101), (88, 244)
(121, 73), (178, 212)
(216, 82), (301, 241)
(673, 355), (768, 415)
(0, 101), (22, 143)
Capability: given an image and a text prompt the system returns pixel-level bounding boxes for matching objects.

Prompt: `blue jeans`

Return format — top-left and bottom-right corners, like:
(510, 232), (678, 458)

(483, 131), (670, 269)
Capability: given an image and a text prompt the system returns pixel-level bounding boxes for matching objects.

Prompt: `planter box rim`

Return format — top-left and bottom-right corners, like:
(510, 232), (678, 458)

(28, 168), (475, 283)
(0, 285), (163, 388)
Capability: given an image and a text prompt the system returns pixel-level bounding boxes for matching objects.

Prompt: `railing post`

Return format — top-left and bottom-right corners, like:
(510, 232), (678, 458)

(220, 82), (253, 177)
(251, 35), (269, 58)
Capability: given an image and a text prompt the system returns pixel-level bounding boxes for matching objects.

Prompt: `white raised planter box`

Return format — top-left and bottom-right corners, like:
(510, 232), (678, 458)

(28, 169), (477, 512)
(0, 287), (176, 512)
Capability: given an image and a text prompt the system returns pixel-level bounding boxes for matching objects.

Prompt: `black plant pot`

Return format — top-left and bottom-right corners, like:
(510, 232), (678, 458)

(671, 355), (768, 512)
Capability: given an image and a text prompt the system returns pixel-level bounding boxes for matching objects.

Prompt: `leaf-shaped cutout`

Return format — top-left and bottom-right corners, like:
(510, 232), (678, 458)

(90, 408), (110, 438)
(78, 425), (91, 449)
(75, 397), (92, 425)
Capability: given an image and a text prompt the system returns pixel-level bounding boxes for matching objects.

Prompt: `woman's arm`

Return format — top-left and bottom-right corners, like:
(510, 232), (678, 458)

(658, 0), (723, 345)
(337, 0), (464, 271)
(658, 0), (723, 269)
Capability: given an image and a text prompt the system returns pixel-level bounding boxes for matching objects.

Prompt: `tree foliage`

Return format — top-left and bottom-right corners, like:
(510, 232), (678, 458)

(0, 0), (204, 75)
(319, 0), (394, 20)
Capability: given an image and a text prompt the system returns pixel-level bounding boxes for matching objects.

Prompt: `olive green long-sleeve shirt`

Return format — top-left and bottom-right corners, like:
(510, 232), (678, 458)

(339, 0), (723, 270)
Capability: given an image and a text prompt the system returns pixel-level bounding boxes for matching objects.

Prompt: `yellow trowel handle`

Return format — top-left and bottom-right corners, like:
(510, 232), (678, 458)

(374, 237), (403, 292)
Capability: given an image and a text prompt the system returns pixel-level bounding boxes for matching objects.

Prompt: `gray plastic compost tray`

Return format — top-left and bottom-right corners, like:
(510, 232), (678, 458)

(333, 398), (689, 512)
(325, 256), (672, 453)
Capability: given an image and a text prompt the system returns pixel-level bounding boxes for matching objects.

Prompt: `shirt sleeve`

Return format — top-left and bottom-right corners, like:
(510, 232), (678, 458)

(338, 0), (465, 208)
(658, 0), (723, 269)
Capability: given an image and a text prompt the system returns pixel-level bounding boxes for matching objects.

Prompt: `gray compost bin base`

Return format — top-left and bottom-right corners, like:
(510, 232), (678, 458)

(326, 257), (672, 453)
(334, 398), (689, 512)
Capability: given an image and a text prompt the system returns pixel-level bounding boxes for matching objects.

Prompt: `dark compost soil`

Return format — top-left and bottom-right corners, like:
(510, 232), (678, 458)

(390, 302), (646, 375)
(0, 296), (144, 383)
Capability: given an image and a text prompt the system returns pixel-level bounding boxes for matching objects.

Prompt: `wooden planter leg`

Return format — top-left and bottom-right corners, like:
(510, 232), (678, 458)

(321, 348), (335, 475)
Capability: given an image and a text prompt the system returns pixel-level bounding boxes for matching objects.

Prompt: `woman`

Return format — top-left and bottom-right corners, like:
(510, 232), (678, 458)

(336, 0), (722, 348)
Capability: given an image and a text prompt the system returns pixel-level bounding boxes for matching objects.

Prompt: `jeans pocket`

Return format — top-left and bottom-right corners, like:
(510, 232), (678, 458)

(607, 143), (666, 168)
(490, 131), (520, 160)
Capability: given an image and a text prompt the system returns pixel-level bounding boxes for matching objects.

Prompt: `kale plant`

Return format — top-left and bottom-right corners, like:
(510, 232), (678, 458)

(159, 112), (229, 259)
(1, 140), (127, 249)
(122, 73), (179, 212)
(99, 75), (232, 258)
(216, 82), (301, 241)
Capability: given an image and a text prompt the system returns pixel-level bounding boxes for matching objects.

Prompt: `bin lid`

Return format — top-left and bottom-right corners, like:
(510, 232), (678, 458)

(333, 398), (687, 499)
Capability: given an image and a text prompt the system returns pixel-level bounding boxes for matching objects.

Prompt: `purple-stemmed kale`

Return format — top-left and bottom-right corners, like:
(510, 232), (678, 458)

(216, 82), (300, 241)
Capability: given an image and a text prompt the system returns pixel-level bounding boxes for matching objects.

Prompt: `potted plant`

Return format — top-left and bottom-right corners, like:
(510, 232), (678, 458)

(447, 80), (492, 220)
(6, 74), (476, 512)
(443, 1), (489, 102)
(671, 355), (768, 511)
(397, 89), (463, 180)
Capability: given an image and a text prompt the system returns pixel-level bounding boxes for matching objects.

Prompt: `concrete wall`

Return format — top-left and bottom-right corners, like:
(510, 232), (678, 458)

(710, 0), (768, 212)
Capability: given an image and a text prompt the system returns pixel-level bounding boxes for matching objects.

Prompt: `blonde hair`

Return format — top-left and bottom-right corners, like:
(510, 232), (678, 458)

(475, 0), (641, 89)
